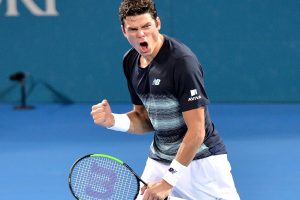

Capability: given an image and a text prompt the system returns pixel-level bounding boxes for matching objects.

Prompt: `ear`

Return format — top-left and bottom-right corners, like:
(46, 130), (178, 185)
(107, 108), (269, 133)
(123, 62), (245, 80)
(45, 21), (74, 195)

(155, 17), (161, 30)
(121, 25), (127, 36)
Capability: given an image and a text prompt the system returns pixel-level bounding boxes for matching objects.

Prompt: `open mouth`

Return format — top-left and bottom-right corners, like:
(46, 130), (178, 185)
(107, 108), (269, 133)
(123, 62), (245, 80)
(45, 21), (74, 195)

(139, 42), (149, 52)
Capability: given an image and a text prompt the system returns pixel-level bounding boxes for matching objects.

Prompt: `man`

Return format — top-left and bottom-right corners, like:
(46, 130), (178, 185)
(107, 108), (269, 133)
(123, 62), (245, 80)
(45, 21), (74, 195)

(91, 0), (240, 199)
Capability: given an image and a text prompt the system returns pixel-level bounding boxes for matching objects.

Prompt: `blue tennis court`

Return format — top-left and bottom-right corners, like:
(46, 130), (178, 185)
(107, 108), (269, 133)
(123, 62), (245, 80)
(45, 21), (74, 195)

(1, 103), (299, 200)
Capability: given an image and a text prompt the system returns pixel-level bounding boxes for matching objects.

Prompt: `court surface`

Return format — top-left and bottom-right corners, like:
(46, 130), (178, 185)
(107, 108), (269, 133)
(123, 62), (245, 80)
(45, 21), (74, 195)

(0, 103), (299, 200)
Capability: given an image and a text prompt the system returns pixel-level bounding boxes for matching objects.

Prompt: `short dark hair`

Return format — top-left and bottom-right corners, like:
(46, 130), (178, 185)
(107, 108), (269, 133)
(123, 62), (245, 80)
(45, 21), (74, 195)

(119, 0), (158, 26)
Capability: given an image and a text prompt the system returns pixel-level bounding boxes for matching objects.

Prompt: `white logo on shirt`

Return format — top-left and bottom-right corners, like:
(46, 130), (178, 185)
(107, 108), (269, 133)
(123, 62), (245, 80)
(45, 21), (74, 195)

(188, 89), (201, 101)
(190, 89), (197, 96)
(152, 79), (161, 86)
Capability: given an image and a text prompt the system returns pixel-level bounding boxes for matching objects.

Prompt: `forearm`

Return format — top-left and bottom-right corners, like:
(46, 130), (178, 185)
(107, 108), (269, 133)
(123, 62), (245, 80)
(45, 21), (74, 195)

(126, 106), (154, 134)
(175, 128), (205, 166)
(162, 113), (205, 187)
(175, 107), (206, 166)
(162, 127), (204, 188)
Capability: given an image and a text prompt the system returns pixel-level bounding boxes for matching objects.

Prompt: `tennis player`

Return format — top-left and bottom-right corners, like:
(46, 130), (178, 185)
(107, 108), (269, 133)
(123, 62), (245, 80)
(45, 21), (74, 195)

(91, 0), (240, 199)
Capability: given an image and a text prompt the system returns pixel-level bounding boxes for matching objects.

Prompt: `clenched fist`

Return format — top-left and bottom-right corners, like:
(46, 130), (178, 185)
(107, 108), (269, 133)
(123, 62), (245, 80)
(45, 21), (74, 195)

(90, 99), (115, 128)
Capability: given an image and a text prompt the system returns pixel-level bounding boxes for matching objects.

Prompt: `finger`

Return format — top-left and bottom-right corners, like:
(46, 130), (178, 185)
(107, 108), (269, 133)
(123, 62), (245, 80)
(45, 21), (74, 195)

(92, 99), (108, 109)
(91, 106), (105, 115)
(92, 108), (108, 119)
(91, 104), (102, 111)
(142, 190), (149, 200)
(92, 101), (110, 114)
(102, 99), (108, 106)
(102, 99), (113, 112)
(92, 112), (104, 120)
(140, 185), (147, 195)
(93, 115), (104, 123)
(94, 115), (109, 126)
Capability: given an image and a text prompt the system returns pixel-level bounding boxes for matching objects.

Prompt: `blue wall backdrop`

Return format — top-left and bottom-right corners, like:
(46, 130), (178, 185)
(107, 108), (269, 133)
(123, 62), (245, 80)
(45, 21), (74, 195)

(0, 0), (299, 103)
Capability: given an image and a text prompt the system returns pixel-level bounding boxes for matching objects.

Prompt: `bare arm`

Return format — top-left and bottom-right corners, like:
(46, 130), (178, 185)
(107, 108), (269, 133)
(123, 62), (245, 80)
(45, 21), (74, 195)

(175, 107), (206, 166)
(127, 104), (154, 133)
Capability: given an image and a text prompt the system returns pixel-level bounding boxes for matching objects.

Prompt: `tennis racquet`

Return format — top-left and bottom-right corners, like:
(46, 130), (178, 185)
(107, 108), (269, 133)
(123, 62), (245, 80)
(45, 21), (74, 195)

(68, 153), (170, 200)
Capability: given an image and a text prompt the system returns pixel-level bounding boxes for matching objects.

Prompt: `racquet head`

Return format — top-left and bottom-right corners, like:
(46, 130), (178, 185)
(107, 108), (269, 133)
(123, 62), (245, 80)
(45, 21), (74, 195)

(68, 154), (144, 200)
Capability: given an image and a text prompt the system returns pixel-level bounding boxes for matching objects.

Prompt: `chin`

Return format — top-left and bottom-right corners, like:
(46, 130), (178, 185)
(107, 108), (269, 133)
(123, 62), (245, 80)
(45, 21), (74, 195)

(140, 48), (152, 55)
(140, 52), (152, 57)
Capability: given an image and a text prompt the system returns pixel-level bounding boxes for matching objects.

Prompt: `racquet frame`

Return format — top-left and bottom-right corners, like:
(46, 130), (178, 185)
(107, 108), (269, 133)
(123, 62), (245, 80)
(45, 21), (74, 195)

(68, 153), (147, 200)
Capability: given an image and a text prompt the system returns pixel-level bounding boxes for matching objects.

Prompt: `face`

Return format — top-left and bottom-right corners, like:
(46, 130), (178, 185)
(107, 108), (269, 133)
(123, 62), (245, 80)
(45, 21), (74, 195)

(122, 13), (162, 59)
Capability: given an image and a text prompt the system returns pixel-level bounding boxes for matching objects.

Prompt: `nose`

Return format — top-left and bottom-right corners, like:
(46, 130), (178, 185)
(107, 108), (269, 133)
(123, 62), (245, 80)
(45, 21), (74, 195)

(136, 29), (145, 37)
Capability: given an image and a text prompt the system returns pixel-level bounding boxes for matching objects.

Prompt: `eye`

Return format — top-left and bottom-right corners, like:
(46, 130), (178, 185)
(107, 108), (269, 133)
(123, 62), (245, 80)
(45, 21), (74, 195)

(143, 24), (152, 29)
(127, 27), (138, 32)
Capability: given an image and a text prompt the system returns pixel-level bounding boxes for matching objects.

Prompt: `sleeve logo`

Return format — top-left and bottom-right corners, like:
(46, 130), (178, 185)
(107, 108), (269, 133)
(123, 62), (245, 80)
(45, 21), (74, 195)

(188, 89), (201, 101)
(190, 89), (197, 96)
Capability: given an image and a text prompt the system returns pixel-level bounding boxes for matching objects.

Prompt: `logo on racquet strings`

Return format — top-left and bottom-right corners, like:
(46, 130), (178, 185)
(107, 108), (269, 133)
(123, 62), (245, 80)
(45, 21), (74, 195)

(85, 162), (117, 199)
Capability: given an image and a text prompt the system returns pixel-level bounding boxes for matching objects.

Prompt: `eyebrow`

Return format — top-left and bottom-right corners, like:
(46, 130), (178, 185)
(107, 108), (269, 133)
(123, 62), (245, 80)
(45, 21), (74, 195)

(126, 22), (153, 30)
(142, 22), (152, 27)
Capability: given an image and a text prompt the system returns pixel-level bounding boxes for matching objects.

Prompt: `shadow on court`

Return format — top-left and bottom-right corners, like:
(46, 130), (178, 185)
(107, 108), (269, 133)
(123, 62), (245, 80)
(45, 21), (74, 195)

(0, 103), (299, 200)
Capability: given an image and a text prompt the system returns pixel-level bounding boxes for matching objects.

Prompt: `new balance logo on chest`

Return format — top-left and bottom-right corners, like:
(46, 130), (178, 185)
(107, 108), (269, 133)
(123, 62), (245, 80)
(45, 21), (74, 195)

(152, 79), (161, 86)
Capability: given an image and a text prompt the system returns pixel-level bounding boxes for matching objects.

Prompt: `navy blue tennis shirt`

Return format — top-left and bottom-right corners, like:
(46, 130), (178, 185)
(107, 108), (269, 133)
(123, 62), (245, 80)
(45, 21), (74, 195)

(123, 35), (226, 163)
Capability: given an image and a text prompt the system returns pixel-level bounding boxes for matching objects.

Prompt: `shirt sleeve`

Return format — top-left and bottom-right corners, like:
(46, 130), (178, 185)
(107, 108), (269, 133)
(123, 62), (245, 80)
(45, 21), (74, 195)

(122, 50), (143, 105)
(173, 55), (210, 112)
(126, 76), (143, 105)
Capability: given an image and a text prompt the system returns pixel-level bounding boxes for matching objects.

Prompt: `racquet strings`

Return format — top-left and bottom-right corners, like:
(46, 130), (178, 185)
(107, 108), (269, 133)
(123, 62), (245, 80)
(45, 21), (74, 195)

(70, 156), (139, 200)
